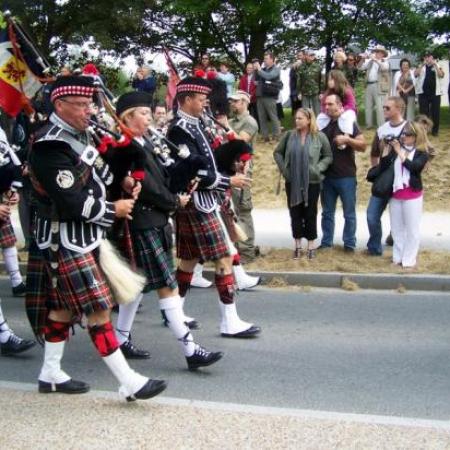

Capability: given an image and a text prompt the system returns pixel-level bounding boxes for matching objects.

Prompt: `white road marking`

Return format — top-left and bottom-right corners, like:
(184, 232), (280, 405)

(1, 380), (450, 431)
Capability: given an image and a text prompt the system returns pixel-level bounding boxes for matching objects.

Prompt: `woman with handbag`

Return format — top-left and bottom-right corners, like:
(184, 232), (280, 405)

(274, 108), (332, 259)
(387, 121), (428, 269)
(113, 91), (223, 370)
(393, 58), (416, 120)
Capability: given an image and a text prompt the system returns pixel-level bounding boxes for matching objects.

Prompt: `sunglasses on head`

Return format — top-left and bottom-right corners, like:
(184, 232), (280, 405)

(401, 131), (416, 137)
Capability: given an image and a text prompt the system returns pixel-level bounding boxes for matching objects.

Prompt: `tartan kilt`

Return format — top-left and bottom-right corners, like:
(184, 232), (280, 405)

(175, 203), (230, 261)
(0, 217), (17, 248)
(26, 242), (114, 339)
(132, 227), (177, 290)
(25, 241), (49, 341)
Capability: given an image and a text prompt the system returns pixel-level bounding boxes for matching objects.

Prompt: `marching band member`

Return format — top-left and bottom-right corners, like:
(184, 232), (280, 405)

(0, 124), (36, 356)
(113, 91), (223, 370)
(26, 76), (166, 400)
(0, 126), (26, 296)
(167, 77), (261, 338)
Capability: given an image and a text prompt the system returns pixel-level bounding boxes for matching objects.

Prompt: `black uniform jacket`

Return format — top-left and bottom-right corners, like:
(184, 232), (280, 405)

(29, 120), (115, 253)
(131, 140), (178, 230)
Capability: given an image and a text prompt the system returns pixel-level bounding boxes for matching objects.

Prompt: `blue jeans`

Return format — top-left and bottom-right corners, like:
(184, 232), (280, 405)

(366, 195), (389, 255)
(321, 176), (357, 248)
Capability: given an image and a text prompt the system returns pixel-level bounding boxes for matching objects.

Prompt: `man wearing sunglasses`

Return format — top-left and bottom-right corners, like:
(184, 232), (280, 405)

(366, 96), (406, 256)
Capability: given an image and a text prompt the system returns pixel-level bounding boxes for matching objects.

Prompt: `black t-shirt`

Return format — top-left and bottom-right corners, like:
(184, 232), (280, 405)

(423, 65), (436, 96)
(322, 121), (360, 178)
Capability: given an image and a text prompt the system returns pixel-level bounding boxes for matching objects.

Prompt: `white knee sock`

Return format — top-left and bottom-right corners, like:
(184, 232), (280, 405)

(115, 293), (143, 345)
(0, 302), (12, 343)
(3, 246), (22, 287)
(159, 295), (196, 357)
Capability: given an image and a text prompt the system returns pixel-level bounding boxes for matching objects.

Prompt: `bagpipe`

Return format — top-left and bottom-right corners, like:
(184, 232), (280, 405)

(88, 97), (209, 196)
(199, 107), (252, 175)
(200, 108), (236, 149)
(213, 139), (252, 176)
(146, 125), (210, 195)
(0, 127), (23, 195)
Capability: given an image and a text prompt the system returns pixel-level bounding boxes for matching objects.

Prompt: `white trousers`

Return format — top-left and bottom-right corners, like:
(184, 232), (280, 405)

(389, 196), (423, 267)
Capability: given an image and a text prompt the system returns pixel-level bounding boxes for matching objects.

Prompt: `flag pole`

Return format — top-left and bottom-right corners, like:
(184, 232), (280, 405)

(3, 10), (51, 74)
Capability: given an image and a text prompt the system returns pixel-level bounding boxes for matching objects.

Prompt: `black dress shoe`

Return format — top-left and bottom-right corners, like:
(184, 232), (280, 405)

(126, 379), (167, 402)
(38, 379), (90, 394)
(163, 315), (201, 330)
(344, 246), (355, 253)
(186, 346), (224, 371)
(1, 334), (36, 356)
(120, 339), (151, 359)
(185, 319), (200, 330)
(221, 325), (261, 338)
(12, 282), (26, 297)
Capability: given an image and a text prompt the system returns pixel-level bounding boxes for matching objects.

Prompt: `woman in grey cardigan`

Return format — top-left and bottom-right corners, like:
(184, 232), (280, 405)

(274, 108), (332, 259)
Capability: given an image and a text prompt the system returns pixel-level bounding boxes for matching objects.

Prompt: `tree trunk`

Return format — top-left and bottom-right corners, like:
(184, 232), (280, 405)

(247, 28), (267, 63)
(325, 40), (333, 74)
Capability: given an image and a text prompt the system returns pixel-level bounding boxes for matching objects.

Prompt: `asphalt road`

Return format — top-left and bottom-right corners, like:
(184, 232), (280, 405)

(2, 278), (450, 421)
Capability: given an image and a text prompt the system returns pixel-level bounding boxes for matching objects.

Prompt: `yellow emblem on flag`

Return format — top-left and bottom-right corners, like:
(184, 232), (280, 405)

(0, 52), (41, 97)
(0, 54), (27, 86)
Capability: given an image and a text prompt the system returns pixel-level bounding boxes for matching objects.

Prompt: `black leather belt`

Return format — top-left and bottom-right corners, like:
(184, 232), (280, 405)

(367, 81), (378, 84)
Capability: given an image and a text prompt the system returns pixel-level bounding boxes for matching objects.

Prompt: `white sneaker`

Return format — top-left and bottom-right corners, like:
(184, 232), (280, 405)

(191, 263), (212, 288)
(233, 264), (260, 290)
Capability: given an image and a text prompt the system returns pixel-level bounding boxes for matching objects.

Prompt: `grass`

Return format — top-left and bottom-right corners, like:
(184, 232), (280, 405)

(244, 247), (450, 275)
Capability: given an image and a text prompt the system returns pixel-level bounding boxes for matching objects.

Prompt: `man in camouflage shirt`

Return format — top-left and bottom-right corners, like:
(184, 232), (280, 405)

(297, 50), (322, 116)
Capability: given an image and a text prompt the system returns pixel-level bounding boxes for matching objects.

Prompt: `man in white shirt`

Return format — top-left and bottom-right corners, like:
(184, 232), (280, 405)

(366, 96), (406, 255)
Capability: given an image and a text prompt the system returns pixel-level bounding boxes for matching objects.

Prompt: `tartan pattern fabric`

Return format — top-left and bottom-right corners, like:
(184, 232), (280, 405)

(88, 321), (119, 357)
(44, 318), (71, 343)
(215, 273), (235, 304)
(132, 228), (177, 290)
(176, 268), (193, 298)
(25, 241), (51, 343)
(26, 242), (114, 340)
(0, 217), (17, 248)
(175, 204), (230, 261)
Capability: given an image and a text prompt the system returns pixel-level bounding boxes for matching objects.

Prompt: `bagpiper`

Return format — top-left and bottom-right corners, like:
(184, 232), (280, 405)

(0, 124), (35, 356)
(167, 77), (261, 338)
(112, 91), (223, 369)
(26, 75), (166, 400)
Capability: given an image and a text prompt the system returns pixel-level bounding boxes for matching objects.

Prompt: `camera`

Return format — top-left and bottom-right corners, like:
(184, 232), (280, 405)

(383, 134), (397, 143)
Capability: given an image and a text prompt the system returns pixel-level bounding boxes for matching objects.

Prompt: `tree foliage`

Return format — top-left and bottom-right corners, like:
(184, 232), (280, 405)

(2, 0), (445, 72)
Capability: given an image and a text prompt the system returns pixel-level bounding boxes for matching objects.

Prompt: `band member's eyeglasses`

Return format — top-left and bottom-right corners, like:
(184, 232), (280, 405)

(60, 99), (92, 110)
